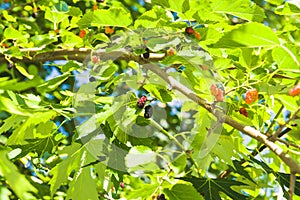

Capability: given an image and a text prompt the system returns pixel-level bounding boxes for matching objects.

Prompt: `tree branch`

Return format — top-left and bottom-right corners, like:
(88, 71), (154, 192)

(142, 63), (300, 174)
(2, 48), (300, 174)
(289, 172), (296, 200)
(0, 48), (91, 63)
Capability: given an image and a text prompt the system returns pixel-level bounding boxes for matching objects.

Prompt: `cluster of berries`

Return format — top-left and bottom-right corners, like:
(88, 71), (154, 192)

(210, 84), (224, 102)
(137, 95), (153, 118)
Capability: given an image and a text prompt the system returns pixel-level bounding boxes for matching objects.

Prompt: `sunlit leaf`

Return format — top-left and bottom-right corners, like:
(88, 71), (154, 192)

(211, 0), (265, 22)
(92, 8), (132, 27)
(0, 149), (37, 199)
(211, 22), (280, 48)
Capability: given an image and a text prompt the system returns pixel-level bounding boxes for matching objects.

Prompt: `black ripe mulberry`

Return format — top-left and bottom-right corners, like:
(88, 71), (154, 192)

(144, 105), (153, 118)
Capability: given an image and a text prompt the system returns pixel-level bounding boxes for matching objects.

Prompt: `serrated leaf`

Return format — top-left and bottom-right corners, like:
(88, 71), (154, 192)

(164, 183), (204, 200)
(275, 172), (300, 196)
(0, 96), (31, 116)
(7, 111), (56, 145)
(49, 142), (84, 196)
(229, 160), (256, 184)
(53, 1), (69, 12)
(210, 135), (237, 167)
(211, 0), (265, 22)
(249, 157), (274, 174)
(180, 177), (249, 200)
(66, 167), (98, 200)
(0, 150), (37, 199)
(10, 135), (57, 158)
(61, 31), (83, 48)
(274, 94), (298, 111)
(92, 8), (132, 27)
(0, 114), (27, 134)
(107, 141), (128, 171)
(211, 22), (280, 48)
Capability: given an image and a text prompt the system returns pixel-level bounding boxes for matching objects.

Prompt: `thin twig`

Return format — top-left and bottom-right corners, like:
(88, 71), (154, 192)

(276, 138), (300, 150)
(270, 107), (300, 141)
(265, 105), (284, 135)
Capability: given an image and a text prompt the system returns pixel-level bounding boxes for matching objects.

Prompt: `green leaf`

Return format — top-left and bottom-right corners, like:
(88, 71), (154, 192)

(152, 0), (190, 13)
(3, 27), (29, 43)
(31, 34), (57, 47)
(77, 11), (93, 29)
(61, 61), (81, 72)
(7, 111), (56, 145)
(211, 22), (280, 48)
(125, 146), (158, 171)
(231, 111), (253, 126)
(275, 2), (300, 15)
(180, 177), (249, 200)
(229, 160), (256, 184)
(91, 33), (110, 43)
(134, 6), (173, 28)
(60, 31), (83, 48)
(143, 84), (173, 103)
(0, 115), (27, 134)
(249, 157), (274, 174)
(146, 37), (181, 52)
(125, 184), (157, 199)
(272, 45), (300, 72)
(0, 149), (37, 199)
(274, 94), (298, 111)
(0, 96), (31, 116)
(161, 49), (214, 71)
(92, 8), (132, 27)
(2, 10), (16, 22)
(15, 63), (34, 79)
(210, 135), (237, 167)
(66, 167), (98, 200)
(95, 63), (118, 81)
(171, 153), (187, 174)
(164, 183), (204, 200)
(49, 142), (84, 196)
(45, 7), (68, 23)
(211, 0), (265, 22)
(53, 1), (69, 12)
(107, 141), (128, 171)
(37, 73), (70, 93)
(10, 135), (57, 158)
(275, 172), (300, 196)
